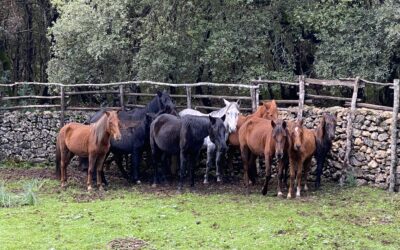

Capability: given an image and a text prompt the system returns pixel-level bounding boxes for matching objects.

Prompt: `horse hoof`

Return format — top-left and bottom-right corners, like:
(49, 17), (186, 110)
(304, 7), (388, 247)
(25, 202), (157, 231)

(296, 193), (301, 198)
(136, 180), (141, 185)
(304, 185), (309, 192)
(87, 186), (93, 192)
(152, 183), (157, 188)
(98, 185), (104, 192)
(217, 177), (222, 183)
(261, 188), (267, 196)
(203, 180), (209, 185)
(277, 192), (283, 197)
(287, 193), (292, 199)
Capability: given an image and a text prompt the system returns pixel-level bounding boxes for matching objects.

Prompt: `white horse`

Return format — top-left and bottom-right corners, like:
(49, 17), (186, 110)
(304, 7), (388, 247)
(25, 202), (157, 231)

(179, 99), (240, 183)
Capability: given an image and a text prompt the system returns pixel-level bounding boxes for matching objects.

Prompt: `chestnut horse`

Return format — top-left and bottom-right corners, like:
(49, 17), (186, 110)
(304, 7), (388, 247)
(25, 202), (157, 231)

(56, 111), (122, 191)
(239, 118), (288, 195)
(227, 100), (278, 181)
(287, 119), (316, 198)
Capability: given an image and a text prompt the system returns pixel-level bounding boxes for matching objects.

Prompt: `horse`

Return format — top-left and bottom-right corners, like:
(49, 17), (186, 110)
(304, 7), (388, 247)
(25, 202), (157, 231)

(55, 111), (122, 191)
(82, 90), (176, 184)
(314, 113), (337, 189)
(227, 100), (279, 182)
(238, 117), (288, 195)
(179, 99), (240, 183)
(287, 119), (316, 198)
(150, 114), (227, 191)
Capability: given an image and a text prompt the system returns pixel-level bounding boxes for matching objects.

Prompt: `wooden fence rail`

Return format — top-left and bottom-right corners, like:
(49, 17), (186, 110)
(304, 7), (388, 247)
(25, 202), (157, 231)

(0, 77), (399, 192)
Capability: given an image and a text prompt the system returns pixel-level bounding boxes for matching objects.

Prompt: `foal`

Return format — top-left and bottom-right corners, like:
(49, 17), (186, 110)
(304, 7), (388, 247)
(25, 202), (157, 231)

(238, 117), (288, 195)
(287, 119), (316, 198)
(314, 113), (337, 188)
(56, 111), (121, 191)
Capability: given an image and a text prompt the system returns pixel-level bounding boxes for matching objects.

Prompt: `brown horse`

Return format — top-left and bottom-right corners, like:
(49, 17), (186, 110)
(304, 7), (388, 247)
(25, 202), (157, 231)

(287, 119), (316, 198)
(238, 117), (288, 195)
(56, 111), (122, 191)
(228, 100), (278, 146)
(227, 100), (278, 180)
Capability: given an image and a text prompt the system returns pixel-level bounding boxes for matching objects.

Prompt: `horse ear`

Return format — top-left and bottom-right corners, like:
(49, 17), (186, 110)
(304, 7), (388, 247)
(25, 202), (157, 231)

(271, 120), (276, 128)
(223, 99), (230, 106)
(282, 120), (287, 130)
(209, 115), (216, 125)
(298, 118), (304, 127)
(220, 114), (226, 122)
(236, 99), (241, 107)
(105, 111), (111, 117)
(263, 101), (271, 109)
(156, 90), (162, 97)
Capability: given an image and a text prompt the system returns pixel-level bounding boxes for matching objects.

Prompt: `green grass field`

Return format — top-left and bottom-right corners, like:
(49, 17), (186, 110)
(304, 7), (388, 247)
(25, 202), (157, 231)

(0, 166), (399, 250)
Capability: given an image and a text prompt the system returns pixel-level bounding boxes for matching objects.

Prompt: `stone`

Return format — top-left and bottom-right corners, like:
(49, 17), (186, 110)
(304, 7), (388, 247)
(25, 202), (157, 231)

(377, 133), (389, 142)
(375, 150), (387, 159)
(370, 132), (378, 140)
(368, 160), (379, 169)
(357, 179), (367, 186)
(354, 138), (363, 146)
(362, 131), (371, 137)
(368, 126), (378, 132)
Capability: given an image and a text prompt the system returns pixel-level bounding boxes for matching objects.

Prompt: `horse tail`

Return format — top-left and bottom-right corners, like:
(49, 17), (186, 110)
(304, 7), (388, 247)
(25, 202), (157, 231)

(55, 137), (61, 179)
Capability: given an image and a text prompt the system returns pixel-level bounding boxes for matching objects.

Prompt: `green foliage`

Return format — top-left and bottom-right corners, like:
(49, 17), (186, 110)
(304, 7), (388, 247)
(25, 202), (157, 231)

(48, 0), (135, 84)
(47, 0), (400, 84)
(0, 179), (43, 207)
(293, 0), (400, 81)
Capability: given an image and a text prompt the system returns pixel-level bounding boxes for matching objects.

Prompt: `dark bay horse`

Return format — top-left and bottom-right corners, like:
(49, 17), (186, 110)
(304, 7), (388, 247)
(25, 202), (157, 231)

(238, 117), (288, 195)
(56, 111), (121, 191)
(150, 114), (227, 191)
(287, 119), (316, 198)
(314, 113), (337, 189)
(83, 90), (176, 183)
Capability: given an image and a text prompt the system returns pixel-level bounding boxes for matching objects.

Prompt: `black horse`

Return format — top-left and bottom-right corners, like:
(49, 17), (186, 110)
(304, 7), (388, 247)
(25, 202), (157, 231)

(314, 113), (337, 189)
(81, 90), (176, 184)
(150, 114), (227, 191)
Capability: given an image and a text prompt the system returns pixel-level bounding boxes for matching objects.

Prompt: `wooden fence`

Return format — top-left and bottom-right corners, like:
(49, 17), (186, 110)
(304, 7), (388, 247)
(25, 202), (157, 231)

(0, 77), (399, 192)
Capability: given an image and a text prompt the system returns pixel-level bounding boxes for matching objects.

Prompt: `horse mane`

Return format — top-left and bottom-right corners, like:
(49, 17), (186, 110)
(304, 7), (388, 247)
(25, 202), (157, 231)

(91, 113), (108, 144)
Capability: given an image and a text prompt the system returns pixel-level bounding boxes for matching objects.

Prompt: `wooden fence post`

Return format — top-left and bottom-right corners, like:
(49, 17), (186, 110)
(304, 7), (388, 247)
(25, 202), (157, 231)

(340, 76), (360, 186)
(119, 84), (124, 110)
(297, 75), (305, 119)
(186, 86), (192, 109)
(60, 85), (65, 127)
(389, 79), (399, 192)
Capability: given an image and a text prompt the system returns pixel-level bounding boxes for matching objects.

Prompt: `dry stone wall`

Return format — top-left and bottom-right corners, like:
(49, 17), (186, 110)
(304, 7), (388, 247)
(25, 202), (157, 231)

(0, 107), (399, 189)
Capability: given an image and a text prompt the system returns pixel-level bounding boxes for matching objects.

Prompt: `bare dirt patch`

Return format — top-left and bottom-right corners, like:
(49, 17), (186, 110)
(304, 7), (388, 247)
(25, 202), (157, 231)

(107, 237), (147, 250)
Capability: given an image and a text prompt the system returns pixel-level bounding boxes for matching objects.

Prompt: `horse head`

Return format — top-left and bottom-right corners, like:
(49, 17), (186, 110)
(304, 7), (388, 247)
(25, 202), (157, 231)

(105, 111), (122, 141)
(271, 119), (288, 160)
(157, 90), (176, 114)
(257, 100), (278, 120)
(208, 115), (228, 152)
(223, 99), (240, 133)
(290, 118), (304, 152)
(322, 113), (337, 141)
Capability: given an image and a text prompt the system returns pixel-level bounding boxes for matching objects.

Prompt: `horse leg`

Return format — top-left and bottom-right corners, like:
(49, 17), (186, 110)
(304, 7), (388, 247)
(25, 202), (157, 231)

(315, 152), (325, 189)
(131, 148), (142, 184)
(277, 159), (284, 197)
(96, 153), (108, 191)
(178, 151), (188, 192)
(115, 153), (129, 181)
(204, 144), (215, 184)
(87, 155), (97, 192)
(216, 146), (224, 183)
(226, 146), (235, 171)
(261, 155), (272, 196)
(191, 150), (201, 188)
(60, 149), (73, 188)
(296, 159), (305, 198)
(240, 145), (251, 192)
(248, 154), (257, 185)
(287, 158), (296, 199)
(303, 158), (312, 192)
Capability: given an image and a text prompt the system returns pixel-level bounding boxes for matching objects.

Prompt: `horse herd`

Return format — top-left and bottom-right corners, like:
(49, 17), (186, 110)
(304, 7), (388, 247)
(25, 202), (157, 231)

(55, 90), (337, 198)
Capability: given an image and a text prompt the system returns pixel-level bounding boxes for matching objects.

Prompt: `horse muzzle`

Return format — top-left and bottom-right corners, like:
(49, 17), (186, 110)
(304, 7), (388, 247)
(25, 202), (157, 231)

(114, 134), (122, 141)
(276, 152), (283, 160)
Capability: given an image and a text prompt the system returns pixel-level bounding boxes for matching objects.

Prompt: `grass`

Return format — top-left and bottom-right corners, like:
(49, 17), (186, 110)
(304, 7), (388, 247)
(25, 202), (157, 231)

(0, 169), (400, 249)
(0, 179), (43, 207)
